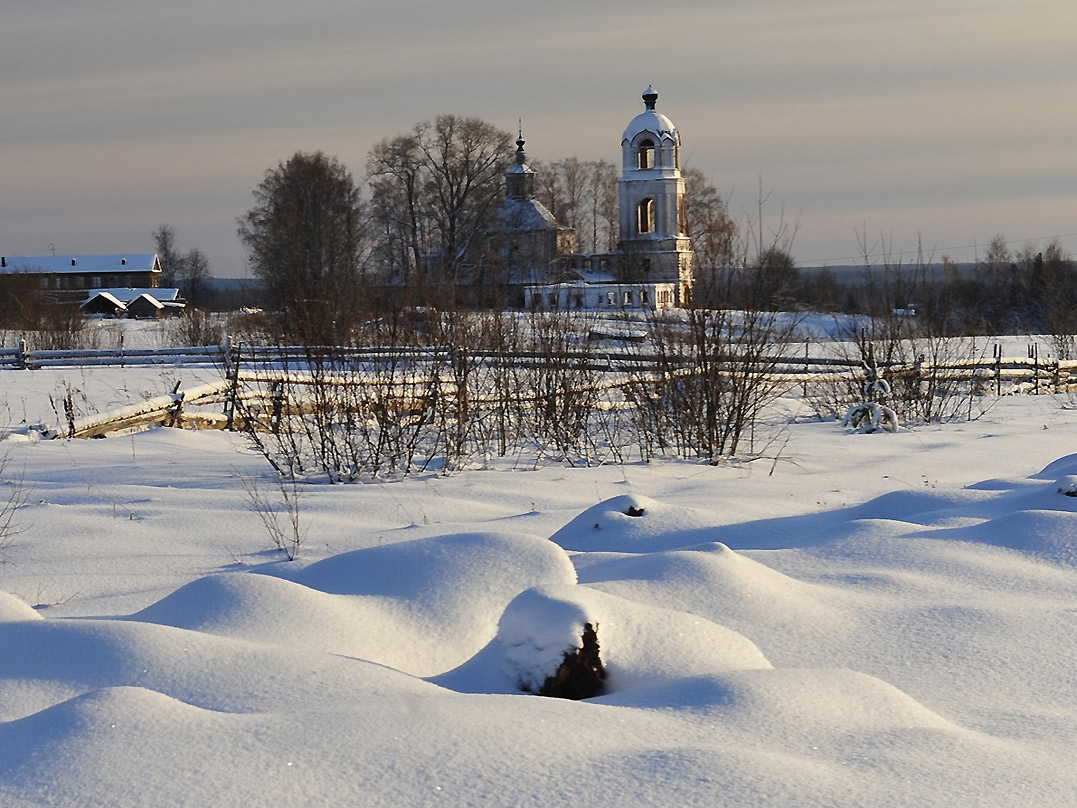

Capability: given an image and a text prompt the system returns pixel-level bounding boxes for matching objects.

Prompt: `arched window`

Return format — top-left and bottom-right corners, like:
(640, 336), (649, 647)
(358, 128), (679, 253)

(637, 198), (655, 234)
(636, 139), (655, 170)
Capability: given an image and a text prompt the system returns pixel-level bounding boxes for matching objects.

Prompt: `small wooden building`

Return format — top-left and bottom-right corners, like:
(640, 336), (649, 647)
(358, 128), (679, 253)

(81, 291), (128, 317)
(125, 293), (166, 319)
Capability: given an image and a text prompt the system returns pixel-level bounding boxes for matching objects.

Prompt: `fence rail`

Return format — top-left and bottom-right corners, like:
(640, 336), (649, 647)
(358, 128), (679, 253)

(15, 335), (1077, 441)
(4, 339), (1077, 387)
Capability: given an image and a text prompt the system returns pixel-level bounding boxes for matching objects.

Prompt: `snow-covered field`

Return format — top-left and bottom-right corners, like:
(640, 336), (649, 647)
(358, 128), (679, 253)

(1, 359), (1076, 807)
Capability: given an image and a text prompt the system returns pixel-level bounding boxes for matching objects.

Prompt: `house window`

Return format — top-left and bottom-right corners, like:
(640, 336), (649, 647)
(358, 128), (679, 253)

(636, 139), (655, 170)
(91, 276), (102, 288)
(637, 198), (655, 234)
(606, 291), (617, 306)
(623, 291), (632, 306)
(640, 290), (649, 306)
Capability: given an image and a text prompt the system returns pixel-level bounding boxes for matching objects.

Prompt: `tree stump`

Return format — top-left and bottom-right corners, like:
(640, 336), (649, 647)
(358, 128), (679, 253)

(538, 623), (606, 700)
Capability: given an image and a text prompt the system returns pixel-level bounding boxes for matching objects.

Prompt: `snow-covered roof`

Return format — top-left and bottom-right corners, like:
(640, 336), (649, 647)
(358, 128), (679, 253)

(88, 287), (181, 303)
(621, 86), (677, 143)
(527, 278), (674, 290)
(496, 198), (569, 231)
(572, 267), (618, 283)
(128, 293), (164, 310)
(622, 110), (677, 143)
(2, 254), (160, 275)
(80, 292), (127, 311)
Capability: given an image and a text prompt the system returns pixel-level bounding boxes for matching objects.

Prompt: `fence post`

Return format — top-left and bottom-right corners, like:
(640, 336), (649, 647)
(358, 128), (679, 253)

(1028, 344), (1039, 393)
(802, 341), (809, 398)
(993, 343), (1001, 396)
(167, 380), (184, 427)
(17, 338), (28, 370)
(270, 380), (284, 435)
(224, 336), (241, 431)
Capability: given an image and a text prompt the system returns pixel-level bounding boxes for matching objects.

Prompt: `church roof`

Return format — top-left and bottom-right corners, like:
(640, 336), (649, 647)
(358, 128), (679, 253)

(621, 86), (677, 142)
(496, 197), (570, 231)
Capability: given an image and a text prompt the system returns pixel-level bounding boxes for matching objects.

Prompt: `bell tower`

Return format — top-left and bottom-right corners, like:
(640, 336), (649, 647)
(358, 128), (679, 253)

(618, 87), (694, 302)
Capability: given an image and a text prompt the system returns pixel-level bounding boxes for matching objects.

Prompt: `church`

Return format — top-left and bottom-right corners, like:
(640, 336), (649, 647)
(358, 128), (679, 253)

(487, 86), (695, 311)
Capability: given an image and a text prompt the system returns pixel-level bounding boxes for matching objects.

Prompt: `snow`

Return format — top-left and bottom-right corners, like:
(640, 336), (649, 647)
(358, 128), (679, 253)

(1, 362), (1076, 806)
(2, 254), (158, 276)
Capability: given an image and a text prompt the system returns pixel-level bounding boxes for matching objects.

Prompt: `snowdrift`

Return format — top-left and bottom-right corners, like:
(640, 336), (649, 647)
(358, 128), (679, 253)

(2, 403), (1076, 806)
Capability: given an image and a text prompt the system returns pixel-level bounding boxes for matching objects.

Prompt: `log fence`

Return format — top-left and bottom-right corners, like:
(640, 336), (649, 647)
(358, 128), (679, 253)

(9, 337), (1077, 439)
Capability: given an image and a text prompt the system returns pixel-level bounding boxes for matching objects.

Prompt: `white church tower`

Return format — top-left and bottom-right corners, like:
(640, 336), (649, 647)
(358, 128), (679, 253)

(618, 87), (694, 303)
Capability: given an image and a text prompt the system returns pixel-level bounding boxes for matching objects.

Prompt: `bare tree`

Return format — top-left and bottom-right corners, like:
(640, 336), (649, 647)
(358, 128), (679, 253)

(178, 248), (210, 309)
(367, 133), (428, 287)
(366, 116), (512, 304)
(1034, 240), (1077, 358)
(745, 245), (799, 311)
(152, 224), (183, 288)
(238, 151), (369, 344)
(532, 158), (619, 254)
(814, 230), (990, 426)
(152, 226), (213, 308)
(415, 115), (513, 291)
(682, 168), (739, 271)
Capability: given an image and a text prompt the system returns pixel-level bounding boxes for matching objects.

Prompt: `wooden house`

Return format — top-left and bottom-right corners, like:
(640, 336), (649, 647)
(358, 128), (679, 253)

(0, 254), (161, 302)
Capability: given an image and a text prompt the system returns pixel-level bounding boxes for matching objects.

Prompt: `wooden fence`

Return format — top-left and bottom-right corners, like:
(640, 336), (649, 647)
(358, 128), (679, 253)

(3, 337), (1073, 383)
(10, 338), (1077, 439)
(40, 380), (236, 439)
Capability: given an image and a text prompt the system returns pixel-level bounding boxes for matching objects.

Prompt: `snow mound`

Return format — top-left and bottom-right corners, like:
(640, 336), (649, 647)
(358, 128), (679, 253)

(596, 666), (956, 735)
(576, 541), (851, 648)
(0, 686), (227, 789)
(716, 667), (956, 731)
(432, 583), (771, 696)
(0, 591), (42, 622)
(289, 529), (576, 597)
(922, 509), (1077, 566)
(1031, 453), (1077, 479)
(846, 488), (991, 525)
(134, 530), (576, 676)
(549, 494), (719, 552)
(0, 616), (431, 722)
(132, 573), (428, 668)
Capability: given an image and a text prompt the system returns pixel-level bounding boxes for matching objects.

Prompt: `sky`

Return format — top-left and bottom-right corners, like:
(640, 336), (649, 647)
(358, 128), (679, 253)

(2, 0), (1075, 277)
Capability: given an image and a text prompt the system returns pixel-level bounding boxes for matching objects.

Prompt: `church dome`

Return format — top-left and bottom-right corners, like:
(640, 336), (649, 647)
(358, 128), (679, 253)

(621, 86), (677, 143)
